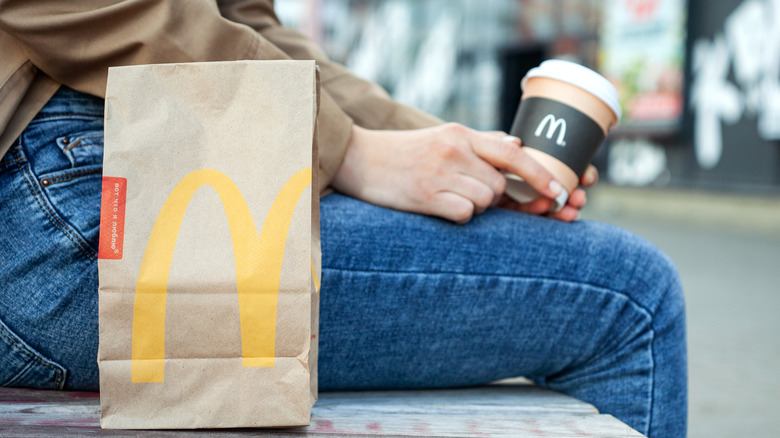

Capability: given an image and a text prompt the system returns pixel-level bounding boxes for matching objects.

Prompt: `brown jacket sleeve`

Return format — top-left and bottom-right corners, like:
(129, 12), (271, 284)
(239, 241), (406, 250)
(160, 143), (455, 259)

(217, 0), (444, 131)
(0, 0), (353, 193)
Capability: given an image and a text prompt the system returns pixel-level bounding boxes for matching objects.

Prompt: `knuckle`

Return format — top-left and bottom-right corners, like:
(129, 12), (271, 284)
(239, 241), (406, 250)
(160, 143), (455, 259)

(443, 122), (468, 135)
(442, 197), (474, 223)
(497, 140), (521, 161)
(493, 174), (507, 195)
(418, 180), (439, 200)
(474, 186), (496, 209)
(476, 186), (495, 209)
(432, 141), (461, 160)
(428, 163), (445, 180)
(450, 204), (474, 224)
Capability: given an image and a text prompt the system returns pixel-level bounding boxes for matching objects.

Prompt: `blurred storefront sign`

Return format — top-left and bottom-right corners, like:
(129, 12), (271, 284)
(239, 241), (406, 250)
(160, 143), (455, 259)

(599, 0), (688, 136)
(601, 0), (780, 192)
(683, 0), (780, 190)
(688, 0), (780, 165)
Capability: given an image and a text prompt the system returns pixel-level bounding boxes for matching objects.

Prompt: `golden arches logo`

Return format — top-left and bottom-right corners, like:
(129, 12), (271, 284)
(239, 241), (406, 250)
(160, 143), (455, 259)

(131, 168), (312, 383)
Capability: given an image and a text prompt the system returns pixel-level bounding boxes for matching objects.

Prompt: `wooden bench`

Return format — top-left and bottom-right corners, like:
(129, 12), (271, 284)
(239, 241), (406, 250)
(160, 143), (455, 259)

(0, 379), (644, 437)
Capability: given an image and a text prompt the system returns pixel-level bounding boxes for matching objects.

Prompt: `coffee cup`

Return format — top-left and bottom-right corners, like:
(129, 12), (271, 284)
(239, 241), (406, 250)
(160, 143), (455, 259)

(504, 59), (621, 211)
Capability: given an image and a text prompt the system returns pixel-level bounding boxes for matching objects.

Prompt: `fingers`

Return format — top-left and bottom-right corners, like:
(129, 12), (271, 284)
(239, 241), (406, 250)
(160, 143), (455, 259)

(541, 188), (584, 221)
(484, 128), (599, 191)
(459, 159), (506, 201)
(504, 198), (578, 222)
(468, 133), (564, 201)
(517, 198), (555, 216)
(581, 165), (599, 187)
(497, 186), (588, 223)
(547, 204), (580, 222)
(567, 188), (587, 210)
(428, 191), (475, 224)
(427, 124), (591, 224)
(424, 174), (498, 222)
(421, 125), (509, 221)
(447, 174), (498, 215)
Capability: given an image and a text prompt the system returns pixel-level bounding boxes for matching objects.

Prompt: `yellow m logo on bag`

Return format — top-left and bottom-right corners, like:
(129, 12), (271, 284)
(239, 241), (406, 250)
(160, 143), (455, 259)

(131, 168), (313, 383)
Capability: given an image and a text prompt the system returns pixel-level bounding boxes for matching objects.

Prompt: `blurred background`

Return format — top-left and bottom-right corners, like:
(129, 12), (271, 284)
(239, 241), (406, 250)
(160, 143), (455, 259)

(276, 1), (780, 437)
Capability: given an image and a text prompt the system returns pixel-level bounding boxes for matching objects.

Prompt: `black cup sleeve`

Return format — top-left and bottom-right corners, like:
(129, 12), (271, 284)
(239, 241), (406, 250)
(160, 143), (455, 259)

(510, 97), (605, 177)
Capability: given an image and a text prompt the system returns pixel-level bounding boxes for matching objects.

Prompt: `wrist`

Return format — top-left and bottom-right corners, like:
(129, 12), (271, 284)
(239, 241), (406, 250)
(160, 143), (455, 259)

(347, 124), (368, 150)
(333, 125), (370, 196)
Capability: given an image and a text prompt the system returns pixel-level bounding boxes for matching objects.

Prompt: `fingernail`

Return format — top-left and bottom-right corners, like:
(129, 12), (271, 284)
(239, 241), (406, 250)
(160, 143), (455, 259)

(550, 187), (569, 213)
(503, 135), (521, 143)
(583, 167), (596, 185)
(548, 180), (563, 195)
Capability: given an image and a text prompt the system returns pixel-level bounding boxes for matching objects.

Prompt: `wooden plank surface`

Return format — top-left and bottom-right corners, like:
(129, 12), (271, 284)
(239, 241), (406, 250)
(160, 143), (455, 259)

(0, 382), (645, 437)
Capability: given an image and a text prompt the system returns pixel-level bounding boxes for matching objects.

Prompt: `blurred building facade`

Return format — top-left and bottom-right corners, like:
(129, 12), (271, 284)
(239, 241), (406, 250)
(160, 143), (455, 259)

(276, 0), (780, 194)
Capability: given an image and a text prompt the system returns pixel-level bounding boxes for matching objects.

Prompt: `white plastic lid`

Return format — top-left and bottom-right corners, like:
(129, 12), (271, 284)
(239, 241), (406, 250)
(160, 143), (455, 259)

(522, 59), (622, 123)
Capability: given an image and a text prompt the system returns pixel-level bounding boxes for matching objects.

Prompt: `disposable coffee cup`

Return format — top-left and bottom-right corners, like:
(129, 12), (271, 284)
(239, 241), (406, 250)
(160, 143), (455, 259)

(504, 59), (621, 211)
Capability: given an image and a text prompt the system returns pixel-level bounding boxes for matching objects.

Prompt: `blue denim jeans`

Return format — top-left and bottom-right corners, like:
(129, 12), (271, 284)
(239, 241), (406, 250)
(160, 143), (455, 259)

(0, 87), (687, 438)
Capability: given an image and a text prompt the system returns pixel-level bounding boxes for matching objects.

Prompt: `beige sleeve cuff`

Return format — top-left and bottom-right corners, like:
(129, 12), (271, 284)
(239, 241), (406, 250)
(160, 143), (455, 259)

(315, 88), (354, 195)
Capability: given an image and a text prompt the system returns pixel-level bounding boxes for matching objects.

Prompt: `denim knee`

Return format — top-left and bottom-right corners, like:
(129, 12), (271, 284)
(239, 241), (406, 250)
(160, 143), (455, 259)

(582, 221), (685, 324)
(629, 237), (685, 329)
(593, 226), (687, 438)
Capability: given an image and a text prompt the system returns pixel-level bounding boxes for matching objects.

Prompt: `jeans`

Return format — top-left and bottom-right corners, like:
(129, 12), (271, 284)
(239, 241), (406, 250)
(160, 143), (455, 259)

(0, 87), (687, 438)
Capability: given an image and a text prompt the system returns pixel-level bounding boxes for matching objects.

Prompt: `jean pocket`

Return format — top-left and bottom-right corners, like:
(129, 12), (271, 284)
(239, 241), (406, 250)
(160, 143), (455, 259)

(36, 164), (103, 254)
(54, 129), (104, 170)
(0, 317), (67, 390)
(35, 130), (104, 252)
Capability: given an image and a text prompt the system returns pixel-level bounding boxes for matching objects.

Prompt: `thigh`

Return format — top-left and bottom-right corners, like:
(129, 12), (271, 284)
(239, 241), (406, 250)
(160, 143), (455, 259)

(0, 87), (104, 390)
(317, 193), (678, 390)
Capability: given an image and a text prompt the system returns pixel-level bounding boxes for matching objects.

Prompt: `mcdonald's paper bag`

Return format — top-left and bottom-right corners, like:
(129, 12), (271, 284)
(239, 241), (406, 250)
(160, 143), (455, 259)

(97, 61), (321, 429)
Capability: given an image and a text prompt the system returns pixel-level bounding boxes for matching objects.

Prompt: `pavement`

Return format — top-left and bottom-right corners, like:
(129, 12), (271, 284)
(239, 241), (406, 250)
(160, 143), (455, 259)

(581, 185), (780, 438)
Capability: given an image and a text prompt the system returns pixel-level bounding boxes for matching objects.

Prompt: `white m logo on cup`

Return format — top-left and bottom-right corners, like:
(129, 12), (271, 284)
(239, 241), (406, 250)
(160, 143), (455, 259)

(535, 114), (567, 146)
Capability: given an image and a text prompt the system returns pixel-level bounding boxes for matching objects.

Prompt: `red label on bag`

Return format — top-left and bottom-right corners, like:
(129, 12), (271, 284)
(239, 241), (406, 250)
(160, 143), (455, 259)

(99, 177), (127, 259)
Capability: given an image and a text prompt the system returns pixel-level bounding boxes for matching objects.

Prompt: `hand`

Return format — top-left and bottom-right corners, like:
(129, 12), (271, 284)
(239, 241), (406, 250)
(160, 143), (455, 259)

(331, 123), (566, 224)
(496, 163), (599, 222)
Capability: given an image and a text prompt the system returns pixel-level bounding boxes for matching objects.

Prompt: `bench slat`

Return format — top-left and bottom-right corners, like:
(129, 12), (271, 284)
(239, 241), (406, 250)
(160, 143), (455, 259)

(0, 384), (644, 437)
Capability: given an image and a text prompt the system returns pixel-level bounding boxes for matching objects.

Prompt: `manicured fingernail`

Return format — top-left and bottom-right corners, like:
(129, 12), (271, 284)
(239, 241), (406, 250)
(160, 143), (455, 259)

(503, 135), (521, 143)
(551, 187), (569, 213)
(549, 180), (563, 195)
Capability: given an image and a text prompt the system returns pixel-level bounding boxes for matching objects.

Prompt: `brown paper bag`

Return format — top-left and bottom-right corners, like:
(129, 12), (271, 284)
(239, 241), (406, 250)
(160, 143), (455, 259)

(97, 61), (321, 429)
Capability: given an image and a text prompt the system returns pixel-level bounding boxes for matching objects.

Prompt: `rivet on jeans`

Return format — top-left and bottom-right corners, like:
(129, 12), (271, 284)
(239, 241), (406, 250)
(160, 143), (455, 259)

(41, 178), (51, 187)
(61, 138), (70, 145)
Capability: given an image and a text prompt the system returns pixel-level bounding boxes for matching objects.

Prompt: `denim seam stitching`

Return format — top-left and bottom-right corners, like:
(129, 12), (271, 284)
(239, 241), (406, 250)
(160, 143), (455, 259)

(0, 325), (65, 390)
(65, 141), (104, 151)
(14, 151), (97, 261)
(63, 136), (103, 151)
(3, 361), (36, 388)
(323, 266), (657, 317)
(44, 168), (102, 185)
(2, 156), (25, 166)
(0, 149), (25, 169)
(645, 280), (678, 438)
(646, 328), (656, 437)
